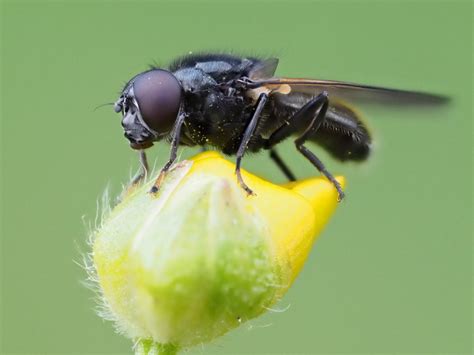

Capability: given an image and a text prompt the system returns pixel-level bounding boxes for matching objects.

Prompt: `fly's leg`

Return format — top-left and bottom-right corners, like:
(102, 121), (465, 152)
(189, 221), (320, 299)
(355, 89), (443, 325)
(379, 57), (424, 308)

(235, 93), (268, 195)
(150, 112), (186, 194)
(269, 149), (296, 181)
(294, 94), (345, 201)
(122, 150), (150, 197)
(266, 91), (345, 201)
(297, 143), (345, 201)
(131, 149), (150, 186)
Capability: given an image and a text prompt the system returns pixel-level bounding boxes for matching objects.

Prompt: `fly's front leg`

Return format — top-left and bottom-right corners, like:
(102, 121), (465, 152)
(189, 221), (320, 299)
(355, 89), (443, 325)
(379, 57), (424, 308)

(235, 93), (268, 195)
(149, 112), (187, 194)
(131, 149), (150, 186)
(266, 91), (345, 201)
(122, 150), (150, 197)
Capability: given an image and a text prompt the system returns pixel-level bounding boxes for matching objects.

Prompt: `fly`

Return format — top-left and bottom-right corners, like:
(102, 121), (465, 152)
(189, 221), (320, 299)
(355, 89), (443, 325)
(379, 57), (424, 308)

(114, 53), (448, 201)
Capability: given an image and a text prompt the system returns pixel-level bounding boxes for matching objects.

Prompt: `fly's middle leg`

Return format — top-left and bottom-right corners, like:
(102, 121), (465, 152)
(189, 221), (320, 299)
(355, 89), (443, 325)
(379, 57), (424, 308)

(234, 93), (268, 195)
(150, 112), (187, 194)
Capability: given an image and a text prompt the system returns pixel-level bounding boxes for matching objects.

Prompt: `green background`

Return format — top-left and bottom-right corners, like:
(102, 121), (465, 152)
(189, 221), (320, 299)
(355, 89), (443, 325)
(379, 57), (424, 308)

(1, 0), (472, 354)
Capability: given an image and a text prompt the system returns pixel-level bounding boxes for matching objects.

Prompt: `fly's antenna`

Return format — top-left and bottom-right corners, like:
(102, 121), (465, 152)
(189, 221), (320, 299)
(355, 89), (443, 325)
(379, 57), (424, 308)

(93, 102), (115, 112)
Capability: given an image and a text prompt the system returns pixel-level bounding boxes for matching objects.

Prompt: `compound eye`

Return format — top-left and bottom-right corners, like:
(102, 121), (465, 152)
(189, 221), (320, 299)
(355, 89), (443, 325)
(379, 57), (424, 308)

(133, 69), (182, 133)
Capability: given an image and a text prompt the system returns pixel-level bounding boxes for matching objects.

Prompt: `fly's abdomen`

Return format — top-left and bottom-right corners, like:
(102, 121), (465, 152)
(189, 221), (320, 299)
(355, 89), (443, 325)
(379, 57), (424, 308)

(271, 93), (372, 161)
(310, 102), (371, 161)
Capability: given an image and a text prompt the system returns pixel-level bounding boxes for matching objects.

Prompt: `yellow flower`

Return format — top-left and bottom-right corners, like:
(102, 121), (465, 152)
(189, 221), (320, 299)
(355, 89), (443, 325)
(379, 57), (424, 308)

(92, 151), (344, 354)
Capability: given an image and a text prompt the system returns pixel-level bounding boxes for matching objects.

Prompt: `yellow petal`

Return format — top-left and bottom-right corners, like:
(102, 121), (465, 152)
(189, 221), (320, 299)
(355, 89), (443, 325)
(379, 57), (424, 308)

(187, 152), (344, 286)
(282, 176), (345, 282)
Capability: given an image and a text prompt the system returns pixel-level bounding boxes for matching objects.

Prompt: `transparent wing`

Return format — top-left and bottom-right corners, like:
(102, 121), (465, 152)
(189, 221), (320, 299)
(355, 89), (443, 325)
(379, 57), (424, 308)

(248, 58), (279, 80)
(250, 77), (449, 106)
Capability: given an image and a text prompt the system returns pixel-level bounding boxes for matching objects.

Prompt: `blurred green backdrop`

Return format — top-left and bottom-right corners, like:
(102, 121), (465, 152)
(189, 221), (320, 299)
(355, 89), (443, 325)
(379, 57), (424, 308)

(1, 0), (472, 354)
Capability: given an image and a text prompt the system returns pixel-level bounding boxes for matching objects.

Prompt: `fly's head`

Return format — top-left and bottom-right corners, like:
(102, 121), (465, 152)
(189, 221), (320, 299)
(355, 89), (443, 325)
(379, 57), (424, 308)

(115, 69), (182, 150)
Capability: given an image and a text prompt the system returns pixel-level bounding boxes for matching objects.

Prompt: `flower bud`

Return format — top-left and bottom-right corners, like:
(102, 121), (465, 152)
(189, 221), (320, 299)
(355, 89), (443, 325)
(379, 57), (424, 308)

(91, 152), (344, 353)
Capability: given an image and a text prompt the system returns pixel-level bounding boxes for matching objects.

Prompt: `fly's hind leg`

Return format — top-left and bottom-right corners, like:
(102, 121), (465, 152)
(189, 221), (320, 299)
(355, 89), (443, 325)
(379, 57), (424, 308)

(266, 91), (345, 201)
(269, 149), (296, 181)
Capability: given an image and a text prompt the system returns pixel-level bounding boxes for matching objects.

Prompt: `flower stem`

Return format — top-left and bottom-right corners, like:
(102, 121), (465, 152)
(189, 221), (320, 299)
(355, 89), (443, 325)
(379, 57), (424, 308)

(135, 339), (179, 355)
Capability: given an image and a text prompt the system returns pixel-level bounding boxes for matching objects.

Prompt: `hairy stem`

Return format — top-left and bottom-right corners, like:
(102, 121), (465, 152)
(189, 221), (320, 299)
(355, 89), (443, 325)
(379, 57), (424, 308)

(135, 339), (179, 355)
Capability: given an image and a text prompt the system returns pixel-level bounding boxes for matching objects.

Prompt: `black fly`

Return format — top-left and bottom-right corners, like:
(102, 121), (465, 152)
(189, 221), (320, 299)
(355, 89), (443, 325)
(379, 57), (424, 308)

(114, 53), (448, 201)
